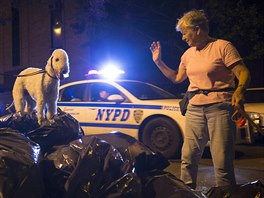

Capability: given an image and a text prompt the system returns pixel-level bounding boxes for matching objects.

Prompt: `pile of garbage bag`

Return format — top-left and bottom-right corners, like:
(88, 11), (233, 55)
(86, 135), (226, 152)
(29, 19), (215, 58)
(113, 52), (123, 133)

(0, 109), (263, 198)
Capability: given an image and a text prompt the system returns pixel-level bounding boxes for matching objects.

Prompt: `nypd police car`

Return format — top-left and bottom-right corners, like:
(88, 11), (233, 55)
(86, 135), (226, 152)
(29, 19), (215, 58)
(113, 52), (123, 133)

(58, 79), (185, 158)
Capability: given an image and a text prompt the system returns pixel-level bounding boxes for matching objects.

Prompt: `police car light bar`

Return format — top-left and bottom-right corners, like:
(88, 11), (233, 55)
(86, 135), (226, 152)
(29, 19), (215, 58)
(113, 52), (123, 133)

(86, 65), (125, 80)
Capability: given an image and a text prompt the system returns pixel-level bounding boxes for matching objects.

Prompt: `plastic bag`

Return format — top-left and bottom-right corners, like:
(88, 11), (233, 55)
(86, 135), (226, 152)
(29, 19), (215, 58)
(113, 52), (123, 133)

(139, 170), (203, 198)
(100, 173), (142, 198)
(0, 128), (45, 198)
(206, 180), (264, 198)
(43, 136), (125, 198)
(0, 111), (39, 132)
(87, 132), (170, 173)
(0, 109), (84, 153)
(26, 109), (84, 153)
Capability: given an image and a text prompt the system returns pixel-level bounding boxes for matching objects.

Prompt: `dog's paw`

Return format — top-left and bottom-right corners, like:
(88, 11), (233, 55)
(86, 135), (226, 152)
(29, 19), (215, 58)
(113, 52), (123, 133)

(38, 118), (45, 126)
(38, 119), (52, 127)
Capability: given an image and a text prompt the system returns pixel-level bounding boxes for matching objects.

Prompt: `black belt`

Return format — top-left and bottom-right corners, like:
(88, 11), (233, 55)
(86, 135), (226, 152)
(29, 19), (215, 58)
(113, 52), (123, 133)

(190, 88), (234, 96)
(179, 88), (234, 116)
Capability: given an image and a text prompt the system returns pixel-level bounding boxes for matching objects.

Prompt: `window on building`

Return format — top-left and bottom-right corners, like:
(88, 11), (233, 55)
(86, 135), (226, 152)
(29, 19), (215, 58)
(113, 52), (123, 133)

(50, 0), (62, 50)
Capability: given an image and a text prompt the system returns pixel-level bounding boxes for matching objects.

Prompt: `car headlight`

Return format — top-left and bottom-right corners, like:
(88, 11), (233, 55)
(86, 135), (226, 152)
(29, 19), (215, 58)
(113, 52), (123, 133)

(248, 112), (261, 125)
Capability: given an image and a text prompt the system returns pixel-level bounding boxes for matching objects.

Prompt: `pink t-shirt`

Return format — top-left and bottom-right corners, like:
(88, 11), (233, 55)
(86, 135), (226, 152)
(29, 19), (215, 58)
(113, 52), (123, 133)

(179, 39), (242, 105)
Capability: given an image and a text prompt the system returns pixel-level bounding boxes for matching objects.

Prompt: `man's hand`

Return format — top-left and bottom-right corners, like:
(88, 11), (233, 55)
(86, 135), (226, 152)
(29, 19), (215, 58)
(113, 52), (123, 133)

(232, 87), (245, 107)
(150, 41), (162, 64)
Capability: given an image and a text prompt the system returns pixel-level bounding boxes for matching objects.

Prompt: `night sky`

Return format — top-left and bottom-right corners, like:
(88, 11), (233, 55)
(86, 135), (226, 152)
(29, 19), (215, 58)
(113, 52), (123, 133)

(80, 0), (263, 95)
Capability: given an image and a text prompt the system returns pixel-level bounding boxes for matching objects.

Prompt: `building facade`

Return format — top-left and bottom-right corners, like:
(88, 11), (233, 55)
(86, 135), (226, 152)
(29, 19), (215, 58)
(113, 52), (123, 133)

(0, 0), (91, 90)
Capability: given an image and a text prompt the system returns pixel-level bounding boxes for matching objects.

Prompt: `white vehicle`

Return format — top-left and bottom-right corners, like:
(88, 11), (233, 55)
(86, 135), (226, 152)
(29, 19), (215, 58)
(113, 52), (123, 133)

(57, 79), (254, 158)
(58, 79), (185, 158)
(236, 87), (264, 143)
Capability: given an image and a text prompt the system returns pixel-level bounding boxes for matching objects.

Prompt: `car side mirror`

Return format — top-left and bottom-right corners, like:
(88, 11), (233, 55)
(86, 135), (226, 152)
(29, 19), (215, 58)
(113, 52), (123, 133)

(107, 94), (125, 103)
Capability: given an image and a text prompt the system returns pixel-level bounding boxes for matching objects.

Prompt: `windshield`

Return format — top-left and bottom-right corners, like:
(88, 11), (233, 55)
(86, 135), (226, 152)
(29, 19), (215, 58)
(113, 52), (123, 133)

(117, 81), (177, 100)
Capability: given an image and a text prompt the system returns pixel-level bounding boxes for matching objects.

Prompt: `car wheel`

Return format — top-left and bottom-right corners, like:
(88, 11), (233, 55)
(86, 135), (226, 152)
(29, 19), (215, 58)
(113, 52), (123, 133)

(141, 117), (183, 159)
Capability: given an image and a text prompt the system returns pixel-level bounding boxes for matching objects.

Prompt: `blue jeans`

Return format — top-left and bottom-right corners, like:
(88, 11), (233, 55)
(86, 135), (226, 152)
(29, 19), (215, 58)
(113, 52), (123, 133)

(180, 102), (236, 189)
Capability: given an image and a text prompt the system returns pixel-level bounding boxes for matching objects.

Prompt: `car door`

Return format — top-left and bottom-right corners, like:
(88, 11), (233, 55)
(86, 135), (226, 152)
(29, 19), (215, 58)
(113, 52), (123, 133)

(83, 82), (138, 135)
(58, 83), (90, 126)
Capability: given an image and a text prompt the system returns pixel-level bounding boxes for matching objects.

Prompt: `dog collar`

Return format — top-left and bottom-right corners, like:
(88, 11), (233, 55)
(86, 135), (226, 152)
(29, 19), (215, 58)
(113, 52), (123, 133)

(45, 71), (59, 80)
(47, 56), (60, 80)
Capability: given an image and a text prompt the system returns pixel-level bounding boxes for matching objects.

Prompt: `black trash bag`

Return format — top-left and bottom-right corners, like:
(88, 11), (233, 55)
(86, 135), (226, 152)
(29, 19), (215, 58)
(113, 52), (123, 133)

(43, 135), (125, 198)
(0, 113), (12, 128)
(100, 173), (142, 198)
(206, 180), (264, 198)
(25, 109), (84, 153)
(0, 109), (84, 151)
(0, 128), (46, 198)
(0, 102), (5, 116)
(0, 111), (39, 132)
(42, 145), (79, 198)
(88, 132), (170, 173)
(140, 170), (205, 198)
(134, 152), (170, 173)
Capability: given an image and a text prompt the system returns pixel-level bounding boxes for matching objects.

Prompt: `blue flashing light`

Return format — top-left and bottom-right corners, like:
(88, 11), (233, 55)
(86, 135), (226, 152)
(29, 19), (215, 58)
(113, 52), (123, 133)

(86, 61), (125, 80)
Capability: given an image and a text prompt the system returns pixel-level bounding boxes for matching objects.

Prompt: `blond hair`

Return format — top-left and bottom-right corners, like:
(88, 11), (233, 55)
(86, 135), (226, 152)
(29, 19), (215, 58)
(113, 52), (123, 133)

(176, 10), (209, 33)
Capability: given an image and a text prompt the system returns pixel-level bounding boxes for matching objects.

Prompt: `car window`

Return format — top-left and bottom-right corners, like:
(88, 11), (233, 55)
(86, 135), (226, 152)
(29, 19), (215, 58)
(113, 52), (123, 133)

(245, 89), (264, 103)
(117, 81), (177, 100)
(90, 82), (130, 102)
(60, 84), (88, 102)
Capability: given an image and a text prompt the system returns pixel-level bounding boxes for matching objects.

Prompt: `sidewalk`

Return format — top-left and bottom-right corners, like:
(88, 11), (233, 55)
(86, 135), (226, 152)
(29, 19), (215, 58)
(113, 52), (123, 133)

(165, 144), (264, 194)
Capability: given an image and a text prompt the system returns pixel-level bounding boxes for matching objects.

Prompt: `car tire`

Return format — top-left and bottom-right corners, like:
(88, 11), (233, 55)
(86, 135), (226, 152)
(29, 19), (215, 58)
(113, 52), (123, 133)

(141, 117), (183, 159)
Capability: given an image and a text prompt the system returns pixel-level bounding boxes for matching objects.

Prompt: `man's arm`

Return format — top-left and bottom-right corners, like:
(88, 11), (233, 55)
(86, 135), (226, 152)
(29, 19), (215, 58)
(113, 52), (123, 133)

(155, 60), (187, 83)
(150, 41), (187, 84)
(230, 61), (251, 106)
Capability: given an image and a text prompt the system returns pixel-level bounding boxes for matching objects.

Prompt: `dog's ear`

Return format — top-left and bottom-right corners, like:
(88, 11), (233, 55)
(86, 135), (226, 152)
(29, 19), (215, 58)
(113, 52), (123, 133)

(46, 55), (53, 69)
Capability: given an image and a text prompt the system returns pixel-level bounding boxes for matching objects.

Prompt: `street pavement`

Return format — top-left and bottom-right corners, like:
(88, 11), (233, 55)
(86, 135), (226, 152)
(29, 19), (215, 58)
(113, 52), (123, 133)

(164, 144), (264, 194)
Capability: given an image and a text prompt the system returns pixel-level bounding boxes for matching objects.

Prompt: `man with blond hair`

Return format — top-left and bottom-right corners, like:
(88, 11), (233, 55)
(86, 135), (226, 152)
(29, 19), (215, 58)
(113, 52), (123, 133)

(150, 9), (250, 189)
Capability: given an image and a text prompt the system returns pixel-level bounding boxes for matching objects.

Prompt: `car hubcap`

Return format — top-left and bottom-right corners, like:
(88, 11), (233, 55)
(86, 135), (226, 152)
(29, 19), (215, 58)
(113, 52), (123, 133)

(150, 126), (171, 150)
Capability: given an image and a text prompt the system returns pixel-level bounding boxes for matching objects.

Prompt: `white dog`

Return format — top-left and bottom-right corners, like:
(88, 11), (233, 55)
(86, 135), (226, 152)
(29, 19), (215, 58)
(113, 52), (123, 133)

(12, 49), (70, 125)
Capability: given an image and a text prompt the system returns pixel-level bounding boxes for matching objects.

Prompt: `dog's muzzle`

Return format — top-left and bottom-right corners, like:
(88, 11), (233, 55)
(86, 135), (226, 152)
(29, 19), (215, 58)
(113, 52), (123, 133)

(60, 69), (69, 80)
